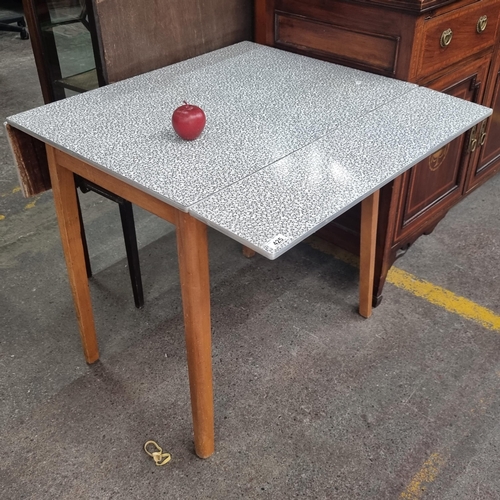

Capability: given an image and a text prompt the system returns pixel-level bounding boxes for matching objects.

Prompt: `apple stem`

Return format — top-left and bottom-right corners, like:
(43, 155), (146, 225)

(183, 100), (188, 106)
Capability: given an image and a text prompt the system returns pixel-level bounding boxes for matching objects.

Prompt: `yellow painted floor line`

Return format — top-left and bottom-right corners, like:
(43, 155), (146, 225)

(0, 186), (21, 198)
(306, 236), (500, 332)
(399, 453), (447, 499)
(24, 198), (38, 210)
(387, 267), (500, 331)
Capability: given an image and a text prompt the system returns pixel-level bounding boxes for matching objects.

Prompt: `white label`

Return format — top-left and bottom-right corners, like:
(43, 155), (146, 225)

(265, 234), (288, 250)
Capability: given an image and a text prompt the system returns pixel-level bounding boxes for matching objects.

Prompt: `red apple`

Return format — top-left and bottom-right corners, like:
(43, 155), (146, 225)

(172, 101), (206, 140)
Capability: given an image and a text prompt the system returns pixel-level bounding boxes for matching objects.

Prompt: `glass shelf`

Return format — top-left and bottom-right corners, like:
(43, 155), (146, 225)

(55, 67), (98, 93)
(23, 0), (104, 102)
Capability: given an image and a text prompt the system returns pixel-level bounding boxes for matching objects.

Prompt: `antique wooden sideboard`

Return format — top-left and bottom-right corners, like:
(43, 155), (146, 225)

(255, 0), (500, 305)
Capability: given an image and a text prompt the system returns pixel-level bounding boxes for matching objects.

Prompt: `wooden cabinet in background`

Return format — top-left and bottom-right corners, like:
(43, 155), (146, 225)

(256, 0), (500, 305)
(395, 55), (489, 241)
(467, 52), (500, 192)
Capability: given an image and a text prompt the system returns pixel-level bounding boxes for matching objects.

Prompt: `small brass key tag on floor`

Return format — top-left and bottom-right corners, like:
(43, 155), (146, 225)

(144, 440), (171, 466)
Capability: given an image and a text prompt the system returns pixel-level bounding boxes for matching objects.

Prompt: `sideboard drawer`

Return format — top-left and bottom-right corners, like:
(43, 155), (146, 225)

(275, 12), (400, 75)
(417, 0), (500, 79)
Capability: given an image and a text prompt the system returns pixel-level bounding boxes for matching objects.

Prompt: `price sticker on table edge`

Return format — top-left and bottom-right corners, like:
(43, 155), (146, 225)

(265, 234), (289, 251)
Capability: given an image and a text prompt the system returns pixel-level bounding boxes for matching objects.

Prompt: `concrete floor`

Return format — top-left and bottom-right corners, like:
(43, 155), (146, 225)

(1, 16), (500, 500)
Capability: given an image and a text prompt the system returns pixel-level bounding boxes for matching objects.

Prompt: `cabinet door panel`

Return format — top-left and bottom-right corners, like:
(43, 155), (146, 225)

(395, 58), (489, 239)
(401, 137), (464, 224)
(466, 68), (500, 191)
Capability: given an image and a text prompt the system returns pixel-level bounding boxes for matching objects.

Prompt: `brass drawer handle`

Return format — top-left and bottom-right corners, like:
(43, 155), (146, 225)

(479, 120), (488, 145)
(469, 125), (478, 152)
(440, 28), (453, 47)
(477, 15), (488, 33)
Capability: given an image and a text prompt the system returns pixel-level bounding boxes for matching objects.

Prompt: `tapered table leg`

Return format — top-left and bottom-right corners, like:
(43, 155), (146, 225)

(242, 245), (256, 258)
(176, 212), (214, 458)
(46, 145), (99, 363)
(359, 190), (380, 318)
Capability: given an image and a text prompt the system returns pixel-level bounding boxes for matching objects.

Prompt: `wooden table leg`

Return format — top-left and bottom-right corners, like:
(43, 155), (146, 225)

(242, 245), (256, 258)
(46, 145), (99, 363)
(359, 190), (380, 318)
(176, 212), (214, 458)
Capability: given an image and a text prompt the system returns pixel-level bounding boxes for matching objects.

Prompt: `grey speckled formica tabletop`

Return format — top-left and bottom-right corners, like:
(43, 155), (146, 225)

(191, 87), (491, 258)
(6, 42), (492, 259)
